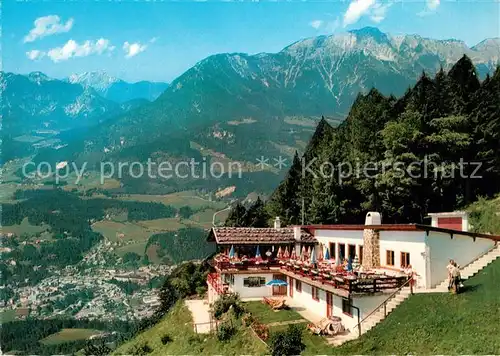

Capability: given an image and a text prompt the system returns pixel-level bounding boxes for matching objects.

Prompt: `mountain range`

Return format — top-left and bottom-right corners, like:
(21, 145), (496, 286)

(67, 71), (169, 103)
(6, 27), (500, 195)
(69, 27), (499, 158)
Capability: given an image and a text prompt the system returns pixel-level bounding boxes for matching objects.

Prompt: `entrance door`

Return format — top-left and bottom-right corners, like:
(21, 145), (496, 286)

(272, 274), (287, 296)
(326, 292), (333, 317)
(289, 277), (294, 297)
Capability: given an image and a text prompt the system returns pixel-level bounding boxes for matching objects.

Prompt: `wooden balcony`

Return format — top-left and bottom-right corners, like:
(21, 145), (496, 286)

(212, 257), (283, 273)
(279, 262), (409, 296)
(207, 273), (226, 295)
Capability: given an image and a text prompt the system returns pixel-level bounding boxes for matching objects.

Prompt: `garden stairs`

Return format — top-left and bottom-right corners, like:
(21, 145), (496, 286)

(329, 243), (500, 346)
(328, 286), (412, 346)
(425, 244), (500, 293)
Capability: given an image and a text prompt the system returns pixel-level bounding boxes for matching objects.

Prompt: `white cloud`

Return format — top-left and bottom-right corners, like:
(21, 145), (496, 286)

(24, 15), (74, 43)
(343, 0), (376, 27)
(309, 20), (324, 30)
(149, 37), (159, 43)
(427, 0), (440, 11)
(417, 0), (440, 17)
(370, 2), (392, 23)
(343, 0), (394, 26)
(308, 18), (340, 33)
(26, 49), (46, 61)
(123, 41), (147, 58)
(47, 38), (114, 62)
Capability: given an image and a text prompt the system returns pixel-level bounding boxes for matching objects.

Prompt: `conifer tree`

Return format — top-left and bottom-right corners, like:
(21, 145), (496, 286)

(245, 197), (269, 227)
(224, 202), (247, 227)
(267, 151), (302, 225)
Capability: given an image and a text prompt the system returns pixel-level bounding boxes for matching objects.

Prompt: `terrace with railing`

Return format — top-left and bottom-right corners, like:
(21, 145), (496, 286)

(212, 255), (283, 271)
(279, 260), (410, 295)
(207, 272), (226, 294)
(211, 253), (410, 296)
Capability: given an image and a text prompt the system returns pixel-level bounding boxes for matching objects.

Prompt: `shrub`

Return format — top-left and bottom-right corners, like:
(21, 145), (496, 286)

(242, 313), (255, 327)
(212, 293), (245, 319)
(161, 334), (173, 345)
(128, 342), (153, 355)
(268, 324), (305, 356)
(196, 286), (207, 296)
(216, 322), (236, 342)
(252, 321), (270, 341)
(141, 343), (153, 354)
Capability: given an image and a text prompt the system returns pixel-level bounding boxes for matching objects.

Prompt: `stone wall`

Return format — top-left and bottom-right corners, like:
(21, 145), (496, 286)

(362, 229), (380, 268)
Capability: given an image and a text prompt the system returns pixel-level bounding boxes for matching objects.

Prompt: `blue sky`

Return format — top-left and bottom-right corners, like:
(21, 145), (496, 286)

(3, 0), (499, 82)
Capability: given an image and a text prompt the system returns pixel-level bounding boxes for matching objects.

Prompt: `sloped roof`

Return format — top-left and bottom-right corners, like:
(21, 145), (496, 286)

(207, 227), (316, 245)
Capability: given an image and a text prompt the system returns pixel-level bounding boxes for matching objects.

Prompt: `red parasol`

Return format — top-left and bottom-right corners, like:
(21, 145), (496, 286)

(317, 246), (324, 262)
(301, 245), (307, 261)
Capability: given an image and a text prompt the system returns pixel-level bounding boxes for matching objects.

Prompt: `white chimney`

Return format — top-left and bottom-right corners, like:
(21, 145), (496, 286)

(274, 217), (281, 230)
(365, 212), (382, 225)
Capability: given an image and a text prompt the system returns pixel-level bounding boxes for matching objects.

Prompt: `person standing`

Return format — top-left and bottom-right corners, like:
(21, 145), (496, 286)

(446, 259), (455, 290)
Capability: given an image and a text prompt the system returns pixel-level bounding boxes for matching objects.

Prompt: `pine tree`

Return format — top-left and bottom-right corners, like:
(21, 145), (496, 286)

(267, 151), (303, 225)
(447, 55), (481, 115)
(471, 66), (500, 196)
(245, 197), (269, 227)
(224, 203), (247, 227)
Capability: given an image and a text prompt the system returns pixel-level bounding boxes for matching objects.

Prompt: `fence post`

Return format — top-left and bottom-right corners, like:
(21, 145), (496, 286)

(383, 302), (386, 317)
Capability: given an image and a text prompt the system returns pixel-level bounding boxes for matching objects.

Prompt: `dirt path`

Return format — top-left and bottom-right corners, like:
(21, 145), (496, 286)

(185, 299), (213, 333)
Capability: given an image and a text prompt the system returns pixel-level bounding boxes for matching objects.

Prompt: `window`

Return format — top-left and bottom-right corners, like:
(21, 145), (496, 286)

(243, 277), (266, 287)
(296, 280), (302, 292)
(359, 246), (363, 264)
(338, 243), (346, 260)
(223, 274), (234, 285)
(342, 298), (352, 316)
(329, 242), (336, 259)
(401, 252), (411, 268)
(348, 244), (356, 260)
(312, 286), (319, 301)
(386, 250), (395, 266)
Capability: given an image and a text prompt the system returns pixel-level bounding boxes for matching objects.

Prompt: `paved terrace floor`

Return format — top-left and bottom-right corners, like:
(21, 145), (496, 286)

(285, 297), (324, 324)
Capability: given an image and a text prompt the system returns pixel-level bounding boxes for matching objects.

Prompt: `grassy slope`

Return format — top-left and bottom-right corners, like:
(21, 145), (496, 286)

(244, 301), (304, 324)
(40, 328), (103, 345)
(112, 302), (267, 356)
(332, 259), (500, 355)
(115, 260), (499, 354)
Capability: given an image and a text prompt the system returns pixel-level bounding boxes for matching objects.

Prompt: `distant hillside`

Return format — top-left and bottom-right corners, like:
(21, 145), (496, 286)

(0, 71), (120, 136)
(468, 196), (500, 235)
(67, 71), (169, 103)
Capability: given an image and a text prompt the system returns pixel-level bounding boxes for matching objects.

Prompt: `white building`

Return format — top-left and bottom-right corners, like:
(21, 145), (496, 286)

(206, 213), (499, 332)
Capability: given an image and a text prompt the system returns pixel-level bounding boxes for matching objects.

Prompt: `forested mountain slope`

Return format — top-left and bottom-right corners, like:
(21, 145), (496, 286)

(267, 56), (500, 225)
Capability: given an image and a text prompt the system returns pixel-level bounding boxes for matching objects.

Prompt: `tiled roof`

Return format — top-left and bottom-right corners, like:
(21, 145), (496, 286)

(208, 227), (316, 245)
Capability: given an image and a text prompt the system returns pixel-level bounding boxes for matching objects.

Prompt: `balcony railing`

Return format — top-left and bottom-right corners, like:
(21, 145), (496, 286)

(279, 262), (409, 294)
(213, 258), (282, 271)
(207, 273), (225, 295)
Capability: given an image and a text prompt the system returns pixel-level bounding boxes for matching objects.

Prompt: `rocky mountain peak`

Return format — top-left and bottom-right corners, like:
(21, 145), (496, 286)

(349, 26), (390, 43)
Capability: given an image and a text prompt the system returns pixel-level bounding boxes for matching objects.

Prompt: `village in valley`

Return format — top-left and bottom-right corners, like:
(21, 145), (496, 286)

(1, 235), (171, 323)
